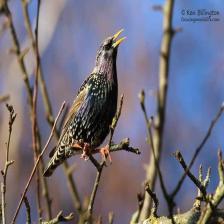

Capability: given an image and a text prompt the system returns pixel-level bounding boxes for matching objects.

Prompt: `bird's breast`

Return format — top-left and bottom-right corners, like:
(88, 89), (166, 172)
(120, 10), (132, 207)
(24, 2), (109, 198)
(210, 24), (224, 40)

(76, 74), (117, 147)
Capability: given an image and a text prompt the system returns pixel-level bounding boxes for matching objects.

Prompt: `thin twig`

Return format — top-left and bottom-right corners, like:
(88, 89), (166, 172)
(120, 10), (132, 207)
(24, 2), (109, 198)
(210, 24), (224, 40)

(31, 0), (42, 219)
(171, 104), (224, 198)
(108, 94), (124, 146)
(194, 165), (211, 209)
(140, 91), (168, 200)
(145, 184), (159, 217)
(11, 102), (65, 224)
(20, 0), (54, 125)
(173, 151), (207, 198)
(23, 196), (31, 224)
(198, 150), (224, 224)
(94, 138), (140, 155)
(1, 104), (16, 224)
(87, 161), (104, 219)
(32, 0), (52, 219)
(3, 2), (33, 106)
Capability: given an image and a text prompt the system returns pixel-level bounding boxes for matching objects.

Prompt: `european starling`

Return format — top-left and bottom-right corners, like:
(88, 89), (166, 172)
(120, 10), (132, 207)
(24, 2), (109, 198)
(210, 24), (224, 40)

(43, 29), (125, 177)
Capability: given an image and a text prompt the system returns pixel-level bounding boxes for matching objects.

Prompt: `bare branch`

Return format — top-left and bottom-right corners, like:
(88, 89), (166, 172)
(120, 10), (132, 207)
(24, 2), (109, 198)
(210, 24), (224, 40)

(173, 151), (207, 198)
(3, 1), (33, 105)
(109, 94), (124, 146)
(23, 196), (31, 224)
(1, 104), (16, 224)
(218, 150), (224, 184)
(94, 138), (140, 155)
(87, 161), (104, 219)
(145, 184), (159, 217)
(11, 102), (65, 224)
(21, 0), (54, 125)
(140, 0), (176, 220)
(31, 0), (43, 218)
(142, 99), (168, 198)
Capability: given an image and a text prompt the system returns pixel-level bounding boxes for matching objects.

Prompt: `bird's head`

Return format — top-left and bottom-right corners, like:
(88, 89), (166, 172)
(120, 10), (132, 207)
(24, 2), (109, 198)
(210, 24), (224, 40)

(95, 29), (126, 70)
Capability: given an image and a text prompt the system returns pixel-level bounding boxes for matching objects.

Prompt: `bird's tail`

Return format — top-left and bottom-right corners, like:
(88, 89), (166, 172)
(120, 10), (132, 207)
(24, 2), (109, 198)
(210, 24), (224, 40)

(43, 146), (67, 177)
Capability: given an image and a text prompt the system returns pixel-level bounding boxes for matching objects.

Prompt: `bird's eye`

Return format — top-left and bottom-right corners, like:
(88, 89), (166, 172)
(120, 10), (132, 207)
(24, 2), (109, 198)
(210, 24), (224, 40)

(104, 41), (112, 50)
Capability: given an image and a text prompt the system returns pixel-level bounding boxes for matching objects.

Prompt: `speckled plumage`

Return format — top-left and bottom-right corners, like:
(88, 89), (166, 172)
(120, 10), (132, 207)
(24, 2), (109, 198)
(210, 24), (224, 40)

(43, 30), (125, 177)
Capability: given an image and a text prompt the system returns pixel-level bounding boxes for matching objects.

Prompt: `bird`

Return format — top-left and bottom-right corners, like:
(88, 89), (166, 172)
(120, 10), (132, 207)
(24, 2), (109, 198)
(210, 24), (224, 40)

(43, 29), (126, 177)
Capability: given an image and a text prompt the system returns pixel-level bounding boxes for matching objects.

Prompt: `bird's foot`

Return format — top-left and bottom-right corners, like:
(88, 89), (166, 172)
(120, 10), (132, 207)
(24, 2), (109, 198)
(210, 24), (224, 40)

(71, 140), (91, 160)
(98, 145), (112, 164)
(80, 142), (91, 161)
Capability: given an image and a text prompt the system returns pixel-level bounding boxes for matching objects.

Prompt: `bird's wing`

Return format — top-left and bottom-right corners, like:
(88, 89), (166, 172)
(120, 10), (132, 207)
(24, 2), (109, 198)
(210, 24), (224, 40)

(56, 75), (92, 148)
(64, 87), (88, 131)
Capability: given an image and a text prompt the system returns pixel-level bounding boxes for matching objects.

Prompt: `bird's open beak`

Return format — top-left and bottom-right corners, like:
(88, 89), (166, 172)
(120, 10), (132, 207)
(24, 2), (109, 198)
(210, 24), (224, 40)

(112, 29), (126, 48)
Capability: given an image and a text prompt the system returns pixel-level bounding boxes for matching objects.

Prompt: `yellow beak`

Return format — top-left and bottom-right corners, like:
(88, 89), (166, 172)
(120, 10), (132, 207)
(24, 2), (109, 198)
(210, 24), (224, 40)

(112, 29), (126, 48)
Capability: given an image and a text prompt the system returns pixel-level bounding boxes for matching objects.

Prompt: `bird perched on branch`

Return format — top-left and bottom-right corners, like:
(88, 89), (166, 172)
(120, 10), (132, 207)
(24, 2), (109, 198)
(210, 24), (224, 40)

(43, 29), (125, 177)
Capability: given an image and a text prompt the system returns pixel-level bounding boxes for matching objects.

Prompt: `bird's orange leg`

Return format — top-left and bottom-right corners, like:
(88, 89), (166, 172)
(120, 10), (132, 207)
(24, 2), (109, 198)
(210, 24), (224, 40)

(72, 143), (83, 150)
(98, 145), (112, 164)
(72, 141), (112, 163)
(71, 140), (91, 160)
(80, 143), (91, 160)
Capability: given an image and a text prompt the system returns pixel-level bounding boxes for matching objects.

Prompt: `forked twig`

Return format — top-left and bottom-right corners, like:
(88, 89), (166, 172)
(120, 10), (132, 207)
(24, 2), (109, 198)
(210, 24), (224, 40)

(173, 151), (207, 198)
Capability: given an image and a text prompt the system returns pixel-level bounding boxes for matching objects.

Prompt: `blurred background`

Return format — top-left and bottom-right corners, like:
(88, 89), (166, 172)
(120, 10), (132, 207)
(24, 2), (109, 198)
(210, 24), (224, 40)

(0, 0), (224, 223)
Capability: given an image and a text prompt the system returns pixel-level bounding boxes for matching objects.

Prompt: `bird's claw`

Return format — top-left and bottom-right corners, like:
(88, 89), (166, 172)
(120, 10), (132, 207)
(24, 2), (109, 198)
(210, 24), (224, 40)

(72, 141), (112, 164)
(72, 140), (91, 160)
(80, 142), (91, 161)
(99, 145), (112, 164)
